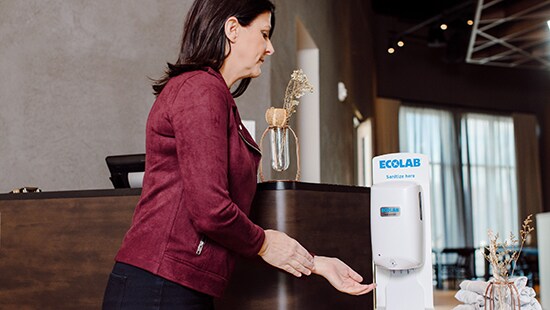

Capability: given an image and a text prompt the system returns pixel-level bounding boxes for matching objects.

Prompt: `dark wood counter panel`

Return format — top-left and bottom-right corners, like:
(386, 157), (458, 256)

(0, 190), (140, 309)
(0, 182), (372, 309)
(218, 182), (373, 310)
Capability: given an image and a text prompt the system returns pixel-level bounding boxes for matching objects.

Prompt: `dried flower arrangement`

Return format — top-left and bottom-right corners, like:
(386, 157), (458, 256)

(265, 69), (313, 128)
(482, 215), (535, 309)
(282, 69), (314, 124)
(259, 69), (314, 181)
(483, 214), (535, 283)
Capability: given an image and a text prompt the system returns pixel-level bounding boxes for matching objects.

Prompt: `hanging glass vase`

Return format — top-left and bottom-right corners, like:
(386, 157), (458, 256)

(484, 281), (520, 310)
(270, 126), (290, 171)
(259, 107), (301, 181)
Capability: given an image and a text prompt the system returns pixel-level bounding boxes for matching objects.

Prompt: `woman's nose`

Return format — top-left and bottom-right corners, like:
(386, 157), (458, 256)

(266, 39), (275, 55)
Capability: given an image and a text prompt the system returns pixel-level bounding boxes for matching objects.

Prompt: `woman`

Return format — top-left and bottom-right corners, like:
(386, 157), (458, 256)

(103, 0), (374, 308)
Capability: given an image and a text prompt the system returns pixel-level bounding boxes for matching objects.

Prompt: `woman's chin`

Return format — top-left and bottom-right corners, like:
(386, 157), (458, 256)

(239, 67), (263, 80)
(250, 68), (262, 78)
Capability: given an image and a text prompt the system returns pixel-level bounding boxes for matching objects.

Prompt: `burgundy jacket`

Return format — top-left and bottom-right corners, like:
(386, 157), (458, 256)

(115, 68), (265, 297)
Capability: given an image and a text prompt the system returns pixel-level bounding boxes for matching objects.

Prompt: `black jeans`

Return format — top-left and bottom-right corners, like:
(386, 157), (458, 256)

(102, 262), (214, 310)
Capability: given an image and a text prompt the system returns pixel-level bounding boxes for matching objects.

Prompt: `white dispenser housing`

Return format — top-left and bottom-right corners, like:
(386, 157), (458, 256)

(371, 181), (424, 270)
(371, 153), (434, 310)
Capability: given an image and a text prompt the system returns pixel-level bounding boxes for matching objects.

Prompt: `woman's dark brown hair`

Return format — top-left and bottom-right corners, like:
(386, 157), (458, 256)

(152, 0), (275, 98)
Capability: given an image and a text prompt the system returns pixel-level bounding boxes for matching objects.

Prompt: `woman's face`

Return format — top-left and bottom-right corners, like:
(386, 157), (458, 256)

(225, 12), (274, 82)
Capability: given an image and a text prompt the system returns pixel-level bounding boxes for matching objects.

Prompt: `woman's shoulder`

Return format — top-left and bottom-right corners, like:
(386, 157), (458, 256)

(158, 68), (232, 112)
(168, 68), (228, 94)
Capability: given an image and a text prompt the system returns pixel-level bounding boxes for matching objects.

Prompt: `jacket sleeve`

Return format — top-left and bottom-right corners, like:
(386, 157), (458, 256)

(169, 76), (265, 257)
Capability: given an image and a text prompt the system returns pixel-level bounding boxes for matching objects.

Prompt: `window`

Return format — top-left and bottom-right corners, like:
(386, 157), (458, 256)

(461, 113), (518, 250)
(399, 107), (464, 250)
(399, 107), (519, 275)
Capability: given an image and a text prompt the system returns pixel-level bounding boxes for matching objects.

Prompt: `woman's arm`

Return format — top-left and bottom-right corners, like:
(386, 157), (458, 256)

(257, 229), (375, 297)
(258, 229), (314, 277)
(170, 78), (265, 256)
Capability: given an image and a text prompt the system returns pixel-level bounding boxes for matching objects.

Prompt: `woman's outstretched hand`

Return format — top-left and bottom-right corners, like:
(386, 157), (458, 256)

(258, 229), (315, 277)
(312, 256), (376, 296)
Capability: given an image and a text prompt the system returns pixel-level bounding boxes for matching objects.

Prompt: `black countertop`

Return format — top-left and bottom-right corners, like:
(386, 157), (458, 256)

(0, 181), (369, 201)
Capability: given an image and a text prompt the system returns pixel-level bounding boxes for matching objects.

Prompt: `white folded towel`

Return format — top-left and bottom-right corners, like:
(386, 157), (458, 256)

(452, 304), (478, 310)
(513, 276), (528, 290)
(455, 289), (485, 305)
(516, 302), (543, 310)
(455, 277), (542, 310)
(519, 287), (536, 305)
(459, 280), (489, 296)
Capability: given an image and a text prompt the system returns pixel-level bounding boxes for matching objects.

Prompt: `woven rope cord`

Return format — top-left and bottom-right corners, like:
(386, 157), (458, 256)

(484, 281), (521, 310)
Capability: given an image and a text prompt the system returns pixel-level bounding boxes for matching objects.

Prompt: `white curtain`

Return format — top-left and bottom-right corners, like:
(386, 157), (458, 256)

(399, 106), (465, 249)
(461, 113), (518, 247)
(399, 107), (519, 253)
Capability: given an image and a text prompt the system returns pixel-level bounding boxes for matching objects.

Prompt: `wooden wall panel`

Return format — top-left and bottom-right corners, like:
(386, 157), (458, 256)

(0, 194), (138, 309)
(217, 183), (373, 310)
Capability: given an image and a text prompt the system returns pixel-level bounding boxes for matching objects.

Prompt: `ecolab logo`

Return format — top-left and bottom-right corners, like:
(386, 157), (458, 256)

(379, 158), (421, 169)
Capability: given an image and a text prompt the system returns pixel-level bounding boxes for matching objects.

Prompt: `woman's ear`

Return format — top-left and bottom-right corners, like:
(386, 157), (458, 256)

(224, 16), (239, 43)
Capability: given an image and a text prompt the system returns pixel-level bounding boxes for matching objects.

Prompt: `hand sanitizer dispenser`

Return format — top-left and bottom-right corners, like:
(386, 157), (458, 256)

(371, 153), (434, 310)
(371, 181), (424, 270)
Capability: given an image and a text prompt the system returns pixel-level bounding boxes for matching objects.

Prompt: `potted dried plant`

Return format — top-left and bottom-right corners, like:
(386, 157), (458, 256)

(259, 69), (313, 181)
(483, 215), (535, 310)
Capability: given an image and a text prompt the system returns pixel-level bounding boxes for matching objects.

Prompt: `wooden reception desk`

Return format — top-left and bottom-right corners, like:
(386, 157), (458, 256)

(0, 182), (372, 309)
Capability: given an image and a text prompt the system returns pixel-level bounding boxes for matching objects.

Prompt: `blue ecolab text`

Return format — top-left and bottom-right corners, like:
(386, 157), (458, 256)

(379, 158), (421, 169)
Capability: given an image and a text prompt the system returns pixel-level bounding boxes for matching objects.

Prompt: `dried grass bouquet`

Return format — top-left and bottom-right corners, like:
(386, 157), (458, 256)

(265, 69), (313, 128)
(483, 214), (535, 283)
(259, 69), (314, 181)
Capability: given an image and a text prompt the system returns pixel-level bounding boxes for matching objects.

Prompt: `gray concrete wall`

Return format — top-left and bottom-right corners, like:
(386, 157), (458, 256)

(0, 0), (375, 192)
(0, 0), (272, 192)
